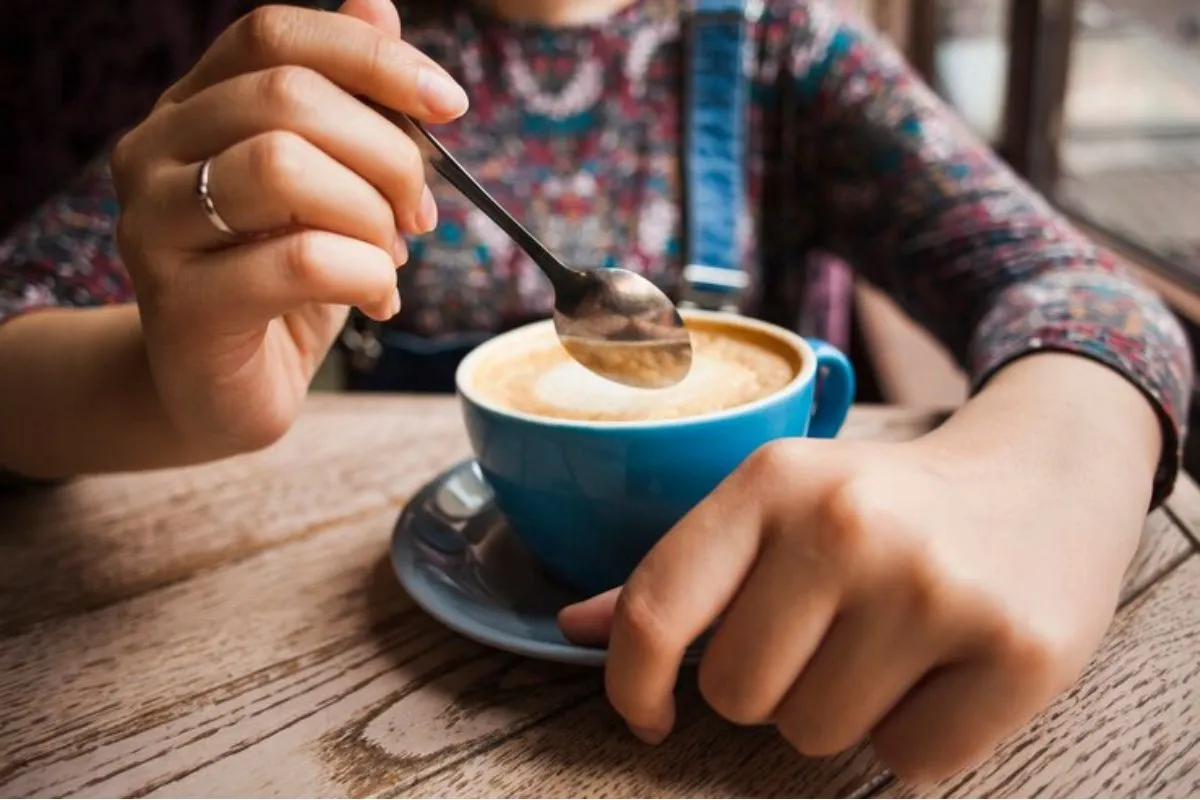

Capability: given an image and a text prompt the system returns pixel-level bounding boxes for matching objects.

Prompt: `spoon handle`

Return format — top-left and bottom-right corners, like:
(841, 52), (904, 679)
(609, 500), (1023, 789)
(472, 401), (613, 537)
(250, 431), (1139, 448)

(382, 109), (579, 291)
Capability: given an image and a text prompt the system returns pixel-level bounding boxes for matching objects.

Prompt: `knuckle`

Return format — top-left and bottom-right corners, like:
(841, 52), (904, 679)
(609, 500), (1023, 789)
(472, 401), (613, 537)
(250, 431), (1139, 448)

(248, 130), (309, 193)
(814, 478), (878, 565)
(963, 582), (1088, 699)
(813, 473), (921, 569)
(614, 584), (673, 654)
(984, 613), (1069, 686)
(109, 132), (138, 193)
(241, 5), (298, 64)
(284, 232), (330, 290)
(258, 65), (322, 116)
(110, 129), (154, 202)
(897, 552), (952, 624)
(361, 35), (400, 91)
(742, 439), (798, 486)
(152, 78), (184, 111)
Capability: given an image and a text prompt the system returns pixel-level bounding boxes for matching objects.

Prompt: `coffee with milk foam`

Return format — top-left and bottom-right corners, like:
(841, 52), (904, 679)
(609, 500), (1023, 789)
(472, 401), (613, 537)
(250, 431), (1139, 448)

(469, 321), (800, 423)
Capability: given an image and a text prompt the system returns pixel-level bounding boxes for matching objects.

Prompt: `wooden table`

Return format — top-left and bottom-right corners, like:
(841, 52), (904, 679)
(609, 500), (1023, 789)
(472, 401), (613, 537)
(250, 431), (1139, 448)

(2, 397), (1198, 798)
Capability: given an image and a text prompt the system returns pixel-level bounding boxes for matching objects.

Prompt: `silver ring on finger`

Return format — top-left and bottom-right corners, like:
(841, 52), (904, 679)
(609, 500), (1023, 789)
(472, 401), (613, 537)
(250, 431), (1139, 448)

(196, 157), (239, 237)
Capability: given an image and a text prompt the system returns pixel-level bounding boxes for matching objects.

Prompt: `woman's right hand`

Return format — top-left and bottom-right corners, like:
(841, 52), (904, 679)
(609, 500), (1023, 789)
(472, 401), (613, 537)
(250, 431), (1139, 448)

(110, 0), (466, 454)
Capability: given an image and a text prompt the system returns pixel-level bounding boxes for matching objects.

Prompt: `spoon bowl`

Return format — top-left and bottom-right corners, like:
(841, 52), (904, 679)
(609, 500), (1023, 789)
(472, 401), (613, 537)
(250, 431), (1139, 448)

(381, 108), (694, 389)
(553, 267), (692, 389)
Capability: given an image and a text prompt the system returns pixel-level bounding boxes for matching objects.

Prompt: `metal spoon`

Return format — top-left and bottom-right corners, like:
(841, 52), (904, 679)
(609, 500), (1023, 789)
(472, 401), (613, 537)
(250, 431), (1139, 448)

(383, 110), (693, 390)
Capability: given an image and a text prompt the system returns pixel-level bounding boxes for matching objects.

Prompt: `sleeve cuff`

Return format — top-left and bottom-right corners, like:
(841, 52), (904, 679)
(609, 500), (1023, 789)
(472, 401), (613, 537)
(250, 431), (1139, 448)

(969, 322), (1190, 510)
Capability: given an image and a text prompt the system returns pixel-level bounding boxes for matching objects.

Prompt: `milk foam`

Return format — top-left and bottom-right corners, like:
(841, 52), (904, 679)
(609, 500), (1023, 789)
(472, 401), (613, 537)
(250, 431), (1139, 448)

(470, 324), (799, 423)
(530, 354), (766, 417)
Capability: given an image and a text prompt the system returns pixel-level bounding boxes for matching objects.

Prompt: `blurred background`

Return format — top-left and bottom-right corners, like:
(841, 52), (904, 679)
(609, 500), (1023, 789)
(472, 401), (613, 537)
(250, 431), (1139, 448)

(2, 0), (1198, 467)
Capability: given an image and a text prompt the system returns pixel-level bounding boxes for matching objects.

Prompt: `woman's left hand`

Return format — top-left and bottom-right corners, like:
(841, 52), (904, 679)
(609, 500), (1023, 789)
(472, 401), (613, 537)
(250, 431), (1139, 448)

(559, 353), (1161, 784)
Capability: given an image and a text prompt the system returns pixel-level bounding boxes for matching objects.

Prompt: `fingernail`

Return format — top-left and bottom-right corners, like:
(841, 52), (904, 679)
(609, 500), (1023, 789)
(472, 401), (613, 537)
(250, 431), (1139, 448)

(418, 68), (469, 117)
(629, 725), (667, 746)
(392, 235), (409, 264)
(417, 186), (438, 233)
(389, 288), (402, 317)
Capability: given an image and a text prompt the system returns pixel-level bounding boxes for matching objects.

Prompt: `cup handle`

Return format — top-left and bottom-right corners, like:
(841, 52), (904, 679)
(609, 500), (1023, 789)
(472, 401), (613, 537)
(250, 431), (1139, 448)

(806, 338), (856, 439)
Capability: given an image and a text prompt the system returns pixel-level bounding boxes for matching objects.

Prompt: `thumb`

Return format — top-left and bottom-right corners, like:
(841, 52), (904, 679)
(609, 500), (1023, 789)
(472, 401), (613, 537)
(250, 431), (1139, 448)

(559, 587), (621, 646)
(338, 0), (402, 36)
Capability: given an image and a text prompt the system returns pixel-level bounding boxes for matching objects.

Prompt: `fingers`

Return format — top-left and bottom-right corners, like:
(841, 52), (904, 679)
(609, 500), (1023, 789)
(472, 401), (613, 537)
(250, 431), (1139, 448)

(871, 660), (1039, 785)
(338, 0), (402, 36)
(771, 602), (935, 757)
(558, 588), (620, 647)
(149, 133), (407, 258)
(871, 617), (1073, 785)
(604, 453), (776, 743)
(163, 5), (467, 121)
(151, 66), (434, 234)
(118, 2), (460, 246)
(695, 535), (841, 726)
(176, 230), (400, 326)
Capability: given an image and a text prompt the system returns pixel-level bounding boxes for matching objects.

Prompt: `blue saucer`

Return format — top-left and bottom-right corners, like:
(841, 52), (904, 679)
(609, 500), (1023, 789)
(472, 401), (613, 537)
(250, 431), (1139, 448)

(390, 460), (708, 667)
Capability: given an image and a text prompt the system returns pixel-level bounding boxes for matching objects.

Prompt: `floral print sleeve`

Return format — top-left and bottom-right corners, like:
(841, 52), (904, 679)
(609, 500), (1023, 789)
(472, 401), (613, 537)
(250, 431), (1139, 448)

(0, 0), (1191, 507)
(788, 2), (1194, 507)
(0, 156), (133, 326)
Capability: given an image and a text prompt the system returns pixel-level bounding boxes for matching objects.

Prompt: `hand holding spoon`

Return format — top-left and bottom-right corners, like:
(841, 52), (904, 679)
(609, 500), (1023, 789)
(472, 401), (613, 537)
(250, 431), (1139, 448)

(383, 110), (694, 390)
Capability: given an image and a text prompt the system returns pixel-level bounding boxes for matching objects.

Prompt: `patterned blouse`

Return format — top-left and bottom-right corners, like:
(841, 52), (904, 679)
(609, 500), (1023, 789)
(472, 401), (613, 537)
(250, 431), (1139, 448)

(0, 0), (1193, 504)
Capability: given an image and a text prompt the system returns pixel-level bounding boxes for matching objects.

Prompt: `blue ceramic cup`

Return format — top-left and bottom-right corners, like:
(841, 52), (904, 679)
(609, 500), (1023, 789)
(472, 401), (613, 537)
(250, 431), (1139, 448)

(456, 310), (856, 595)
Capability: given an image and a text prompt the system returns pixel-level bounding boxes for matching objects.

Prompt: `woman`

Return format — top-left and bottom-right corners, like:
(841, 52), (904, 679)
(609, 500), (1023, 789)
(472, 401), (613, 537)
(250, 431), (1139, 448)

(0, 0), (1192, 783)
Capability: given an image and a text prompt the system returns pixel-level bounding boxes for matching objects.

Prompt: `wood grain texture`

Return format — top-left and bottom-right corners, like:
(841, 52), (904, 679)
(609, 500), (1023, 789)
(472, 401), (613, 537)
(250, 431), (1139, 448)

(1120, 509), (1193, 605)
(0, 399), (1194, 799)
(1163, 471), (1200, 550)
(0, 401), (945, 638)
(409, 687), (883, 799)
(0, 508), (602, 797)
(880, 556), (1200, 798)
(0, 403), (934, 799)
(0, 395), (467, 636)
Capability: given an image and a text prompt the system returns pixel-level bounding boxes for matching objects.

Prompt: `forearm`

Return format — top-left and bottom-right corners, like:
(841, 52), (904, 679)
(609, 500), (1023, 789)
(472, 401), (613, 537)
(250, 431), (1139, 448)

(792, 10), (1189, 507)
(0, 305), (227, 479)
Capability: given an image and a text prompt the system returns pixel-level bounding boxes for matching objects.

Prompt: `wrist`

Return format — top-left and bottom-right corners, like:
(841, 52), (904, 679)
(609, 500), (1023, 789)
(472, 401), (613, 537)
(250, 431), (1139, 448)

(918, 353), (1162, 510)
(0, 305), (222, 478)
